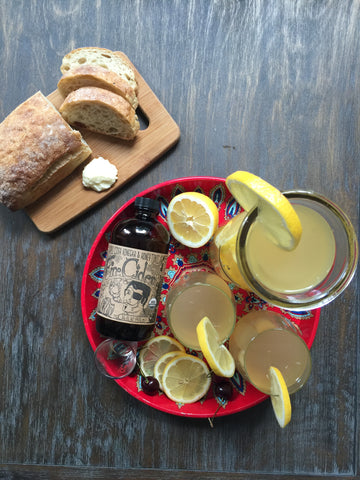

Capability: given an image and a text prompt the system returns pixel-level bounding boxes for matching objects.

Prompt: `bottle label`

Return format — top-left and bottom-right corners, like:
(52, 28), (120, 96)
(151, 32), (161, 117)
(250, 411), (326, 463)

(97, 243), (168, 325)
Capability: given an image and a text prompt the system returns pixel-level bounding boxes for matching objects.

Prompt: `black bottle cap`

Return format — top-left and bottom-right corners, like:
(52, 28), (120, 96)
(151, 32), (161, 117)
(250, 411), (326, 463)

(134, 196), (160, 212)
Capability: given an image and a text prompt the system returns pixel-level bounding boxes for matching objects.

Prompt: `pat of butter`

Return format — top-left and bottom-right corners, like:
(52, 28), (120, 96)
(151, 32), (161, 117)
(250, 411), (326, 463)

(82, 157), (118, 192)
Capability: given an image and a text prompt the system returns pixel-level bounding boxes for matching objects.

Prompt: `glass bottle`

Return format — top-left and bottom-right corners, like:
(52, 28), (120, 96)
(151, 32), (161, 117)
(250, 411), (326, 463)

(96, 197), (170, 342)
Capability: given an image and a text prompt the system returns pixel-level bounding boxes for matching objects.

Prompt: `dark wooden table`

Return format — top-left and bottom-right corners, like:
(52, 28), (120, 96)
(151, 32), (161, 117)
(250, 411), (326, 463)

(0, 1), (359, 479)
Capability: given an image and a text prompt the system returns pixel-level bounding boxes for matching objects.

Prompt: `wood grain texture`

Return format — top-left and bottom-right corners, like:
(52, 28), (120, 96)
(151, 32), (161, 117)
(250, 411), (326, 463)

(0, 1), (359, 479)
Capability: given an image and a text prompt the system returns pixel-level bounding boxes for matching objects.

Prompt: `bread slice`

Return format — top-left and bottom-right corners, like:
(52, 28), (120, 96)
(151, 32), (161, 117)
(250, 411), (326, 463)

(57, 65), (138, 109)
(0, 91), (92, 211)
(60, 47), (138, 93)
(59, 86), (140, 140)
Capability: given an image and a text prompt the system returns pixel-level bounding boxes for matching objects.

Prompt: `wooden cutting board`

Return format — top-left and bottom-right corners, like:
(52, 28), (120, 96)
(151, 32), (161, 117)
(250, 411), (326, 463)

(25, 55), (180, 233)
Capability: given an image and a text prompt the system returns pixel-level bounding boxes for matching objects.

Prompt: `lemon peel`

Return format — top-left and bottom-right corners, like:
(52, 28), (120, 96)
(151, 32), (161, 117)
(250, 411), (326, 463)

(269, 366), (292, 428)
(225, 171), (302, 250)
(196, 316), (235, 378)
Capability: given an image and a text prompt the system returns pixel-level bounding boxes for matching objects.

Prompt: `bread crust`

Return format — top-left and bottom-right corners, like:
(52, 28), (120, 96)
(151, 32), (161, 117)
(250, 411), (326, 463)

(0, 91), (92, 210)
(57, 65), (138, 109)
(59, 86), (140, 140)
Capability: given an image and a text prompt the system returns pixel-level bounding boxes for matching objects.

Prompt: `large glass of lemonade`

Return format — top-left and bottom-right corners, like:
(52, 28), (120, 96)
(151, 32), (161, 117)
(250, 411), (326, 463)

(211, 191), (358, 310)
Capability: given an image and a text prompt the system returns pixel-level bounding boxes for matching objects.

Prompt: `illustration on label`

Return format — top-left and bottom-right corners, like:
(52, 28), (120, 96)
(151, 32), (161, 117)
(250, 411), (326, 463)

(97, 244), (168, 325)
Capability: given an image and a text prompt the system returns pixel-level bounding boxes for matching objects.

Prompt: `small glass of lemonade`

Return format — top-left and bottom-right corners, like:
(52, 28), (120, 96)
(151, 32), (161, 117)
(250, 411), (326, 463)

(229, 310), (312, 394)
(211, 191), (358, 310)
(166, 269), (236, 350)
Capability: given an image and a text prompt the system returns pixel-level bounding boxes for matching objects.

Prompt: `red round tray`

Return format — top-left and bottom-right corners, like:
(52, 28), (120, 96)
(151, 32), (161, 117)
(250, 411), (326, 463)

(81, 177), (320, 418)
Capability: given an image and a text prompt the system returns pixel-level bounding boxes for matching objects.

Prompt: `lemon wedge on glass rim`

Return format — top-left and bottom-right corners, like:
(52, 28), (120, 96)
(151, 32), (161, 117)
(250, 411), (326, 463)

(225, 171), (302, 250)
(196, 316), (235, 378)
(167, 192), (219, 248)
(269, 366), (292, 428)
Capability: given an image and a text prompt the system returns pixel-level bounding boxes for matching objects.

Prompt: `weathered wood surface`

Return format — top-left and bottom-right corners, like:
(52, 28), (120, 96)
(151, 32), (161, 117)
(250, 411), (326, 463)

(0, 1), (359, 479)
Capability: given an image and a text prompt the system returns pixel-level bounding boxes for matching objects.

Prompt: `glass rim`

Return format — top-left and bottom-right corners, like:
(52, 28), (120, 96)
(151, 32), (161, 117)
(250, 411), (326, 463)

(168, 268), (235, 300)
(236, 190), (359, 311)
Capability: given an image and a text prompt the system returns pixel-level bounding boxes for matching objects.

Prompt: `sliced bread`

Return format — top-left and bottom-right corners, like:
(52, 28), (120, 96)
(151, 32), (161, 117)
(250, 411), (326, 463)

(60, 47), (138, 93)
(58, 65), (138, 109)
(59, 86), (140, 140)
(0, 91), (92, 210)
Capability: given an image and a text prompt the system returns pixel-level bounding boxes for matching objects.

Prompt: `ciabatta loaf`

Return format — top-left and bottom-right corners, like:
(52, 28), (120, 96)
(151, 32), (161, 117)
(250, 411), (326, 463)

(58, 65), (138, 109)
(60, 47), (138, 93)
(0, 91), (92, 211)
(59, 87), (140, 140)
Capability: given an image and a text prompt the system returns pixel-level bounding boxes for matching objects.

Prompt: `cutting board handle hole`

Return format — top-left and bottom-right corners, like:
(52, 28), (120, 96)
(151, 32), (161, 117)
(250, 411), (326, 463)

(137, 107), (149, 131)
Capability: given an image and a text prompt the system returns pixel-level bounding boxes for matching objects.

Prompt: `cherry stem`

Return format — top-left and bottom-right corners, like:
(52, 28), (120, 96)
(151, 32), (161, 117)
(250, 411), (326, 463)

(208, 403), (222, 428)
(136, 360), (147, 378)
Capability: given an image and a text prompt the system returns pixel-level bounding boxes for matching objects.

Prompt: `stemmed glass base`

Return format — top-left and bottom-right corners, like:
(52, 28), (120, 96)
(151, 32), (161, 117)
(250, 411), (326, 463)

(94, 338), (137, 379)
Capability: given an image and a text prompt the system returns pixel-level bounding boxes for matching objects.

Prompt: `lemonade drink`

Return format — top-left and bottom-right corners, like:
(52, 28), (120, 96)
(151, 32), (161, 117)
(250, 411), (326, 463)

(166, 270), (236, 350)
(229, 310), (312, 394)
(211, 203), (336, 293)
(245, 204), (336, 293)
(211, 188), (358, 310)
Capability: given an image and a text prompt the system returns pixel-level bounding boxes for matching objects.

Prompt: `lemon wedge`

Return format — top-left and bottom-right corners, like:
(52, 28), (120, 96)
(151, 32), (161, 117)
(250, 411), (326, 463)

(196, 316), (235, 378)
(225, 171), (302, 250)
(212, 211), (249, 289)
(139, 335), (185, 377)
(154, 351), (187, 391)
(269, 366), (292, 428)
(161, 354), (211, 404)
(167, 192), (219, 248)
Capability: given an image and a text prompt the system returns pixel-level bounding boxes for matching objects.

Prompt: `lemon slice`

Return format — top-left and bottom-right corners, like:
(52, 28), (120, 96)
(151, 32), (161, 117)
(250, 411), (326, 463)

(226, 171), (302, 250)
(212, 211), (249, 289)
(161, 354), (211, 404)
(138, 335), (185, 377)
(154, 351), (187, 390)
(196, 316), (235, 378)
(269, 366), (292, 428)
(167, 192), (219, 248)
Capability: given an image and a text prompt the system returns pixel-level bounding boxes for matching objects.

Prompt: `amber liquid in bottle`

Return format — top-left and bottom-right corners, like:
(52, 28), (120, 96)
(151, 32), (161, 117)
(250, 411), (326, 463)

(96, 197), (170, 342)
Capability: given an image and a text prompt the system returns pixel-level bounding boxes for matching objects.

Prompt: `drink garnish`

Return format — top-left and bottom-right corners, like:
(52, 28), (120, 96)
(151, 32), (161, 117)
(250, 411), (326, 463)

(196, 316), (235, 378)
(269, 366), (292, 428)
(225, 171), (302, 250)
